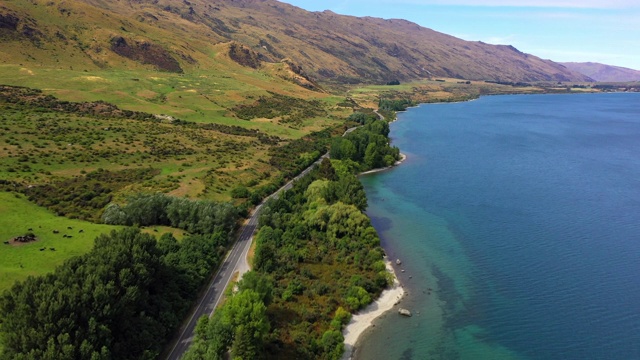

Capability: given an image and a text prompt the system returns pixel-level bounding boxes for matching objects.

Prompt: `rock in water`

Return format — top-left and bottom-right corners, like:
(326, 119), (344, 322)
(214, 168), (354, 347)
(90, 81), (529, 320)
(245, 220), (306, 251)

(399, 308), (412, 317)
(396, 259), (402, 265)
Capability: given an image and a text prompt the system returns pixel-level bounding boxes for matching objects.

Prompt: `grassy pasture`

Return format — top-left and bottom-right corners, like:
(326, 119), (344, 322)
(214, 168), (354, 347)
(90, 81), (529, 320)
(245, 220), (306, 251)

(0, 192), (120, 293)
(0, 64), (345, 139)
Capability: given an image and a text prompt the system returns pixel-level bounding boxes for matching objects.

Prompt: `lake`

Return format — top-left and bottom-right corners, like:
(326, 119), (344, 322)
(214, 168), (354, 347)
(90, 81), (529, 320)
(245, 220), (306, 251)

(356, 93), (640, 360)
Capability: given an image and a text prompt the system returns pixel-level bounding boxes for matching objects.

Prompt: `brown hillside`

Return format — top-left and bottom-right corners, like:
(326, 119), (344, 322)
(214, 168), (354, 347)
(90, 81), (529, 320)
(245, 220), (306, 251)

(0, 0), (591, 83)
(560, 62), (640, 82)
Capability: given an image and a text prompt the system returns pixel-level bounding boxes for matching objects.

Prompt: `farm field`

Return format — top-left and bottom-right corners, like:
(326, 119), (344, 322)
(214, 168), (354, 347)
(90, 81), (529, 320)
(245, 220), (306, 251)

(0, 192), (120, 292)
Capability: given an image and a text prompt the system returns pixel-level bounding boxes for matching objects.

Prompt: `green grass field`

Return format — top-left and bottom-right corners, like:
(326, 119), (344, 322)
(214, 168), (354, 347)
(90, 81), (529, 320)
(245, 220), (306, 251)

(0, 64), (345, 139)
(0, 192), (121, 293)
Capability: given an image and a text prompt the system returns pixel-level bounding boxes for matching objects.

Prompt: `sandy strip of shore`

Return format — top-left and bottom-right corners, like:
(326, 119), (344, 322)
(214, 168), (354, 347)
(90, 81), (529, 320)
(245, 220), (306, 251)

(359, 153), (407, 176)
(341, 260), (405, 360)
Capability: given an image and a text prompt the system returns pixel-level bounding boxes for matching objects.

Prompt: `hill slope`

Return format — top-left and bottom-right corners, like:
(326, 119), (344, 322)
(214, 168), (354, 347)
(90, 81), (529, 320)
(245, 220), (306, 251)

(1, 0), (590, 83)
(560, 62), (640, 82)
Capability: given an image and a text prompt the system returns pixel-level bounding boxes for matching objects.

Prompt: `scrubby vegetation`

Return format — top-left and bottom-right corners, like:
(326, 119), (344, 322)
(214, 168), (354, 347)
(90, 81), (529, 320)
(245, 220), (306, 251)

(186, 158), (390, 359)
(0, 85), (157, 120)
(0, 227), (230, 359)
(0, 85), (282, 202)
(20, 168), (158, 221)
(232, 92), (327, 126)
(268, 128), (334, 178)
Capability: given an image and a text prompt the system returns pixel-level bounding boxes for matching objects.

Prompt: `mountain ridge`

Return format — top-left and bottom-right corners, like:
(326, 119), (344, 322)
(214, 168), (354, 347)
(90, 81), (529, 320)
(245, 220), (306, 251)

(560, 62), (640, 82)
(1, 0), (592, 84)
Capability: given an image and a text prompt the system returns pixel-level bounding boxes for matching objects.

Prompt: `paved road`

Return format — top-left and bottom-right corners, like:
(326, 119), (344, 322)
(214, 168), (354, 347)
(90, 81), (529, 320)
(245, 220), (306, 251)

(165, 126), (360, 360)
(164, 208), (260, 360)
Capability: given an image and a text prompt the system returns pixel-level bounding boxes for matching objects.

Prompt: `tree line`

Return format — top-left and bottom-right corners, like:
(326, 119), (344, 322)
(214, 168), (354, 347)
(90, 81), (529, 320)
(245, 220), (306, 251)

(101, 192), (238, 235)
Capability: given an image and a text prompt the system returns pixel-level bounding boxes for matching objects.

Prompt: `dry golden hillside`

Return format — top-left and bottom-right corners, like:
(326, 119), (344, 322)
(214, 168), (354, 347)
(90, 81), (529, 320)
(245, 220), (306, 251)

(1, 0), (591, 84)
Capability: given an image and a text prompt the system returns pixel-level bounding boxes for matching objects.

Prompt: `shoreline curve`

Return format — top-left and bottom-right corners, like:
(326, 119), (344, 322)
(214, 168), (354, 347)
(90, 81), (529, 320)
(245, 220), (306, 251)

(359, 153), (407, 176)
(340, 260), (405, 360)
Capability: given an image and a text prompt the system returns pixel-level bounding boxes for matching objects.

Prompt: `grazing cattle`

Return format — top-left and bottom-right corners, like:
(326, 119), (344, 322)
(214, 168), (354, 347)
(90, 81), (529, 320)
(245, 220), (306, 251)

(67, 226), (73, 230)
(3, 241), (9, 245)
(50, 247), (55, 251)
(62, 234), (68, 238)
(67, 235), (73, 238)
(39, 248), (45, 251)
(28, 228), (33, 231)
(79, 229), (84, 233)
(53, 230), (59, 234)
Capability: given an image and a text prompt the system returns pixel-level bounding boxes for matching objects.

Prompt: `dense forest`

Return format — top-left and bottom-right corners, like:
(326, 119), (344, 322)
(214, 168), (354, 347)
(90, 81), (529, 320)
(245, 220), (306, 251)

(0, 228), (230, 359)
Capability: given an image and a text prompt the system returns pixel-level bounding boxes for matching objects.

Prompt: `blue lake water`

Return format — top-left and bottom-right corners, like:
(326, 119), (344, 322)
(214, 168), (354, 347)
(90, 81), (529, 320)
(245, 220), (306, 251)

(356, 93), (640, 360)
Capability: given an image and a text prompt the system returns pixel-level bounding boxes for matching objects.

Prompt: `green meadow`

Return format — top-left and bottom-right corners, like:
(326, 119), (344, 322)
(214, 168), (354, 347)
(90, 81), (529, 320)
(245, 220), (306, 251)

(0, 65), (348, 139)
(0, 192), (120, 292)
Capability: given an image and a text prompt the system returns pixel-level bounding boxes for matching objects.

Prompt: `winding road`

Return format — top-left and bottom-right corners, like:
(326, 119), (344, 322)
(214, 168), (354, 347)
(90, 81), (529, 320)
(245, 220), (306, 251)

(165, 124), (362, 360)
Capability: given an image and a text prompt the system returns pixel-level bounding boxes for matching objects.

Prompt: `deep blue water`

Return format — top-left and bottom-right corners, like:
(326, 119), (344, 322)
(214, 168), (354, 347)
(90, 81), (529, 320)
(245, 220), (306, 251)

(356, 93), (640, 360)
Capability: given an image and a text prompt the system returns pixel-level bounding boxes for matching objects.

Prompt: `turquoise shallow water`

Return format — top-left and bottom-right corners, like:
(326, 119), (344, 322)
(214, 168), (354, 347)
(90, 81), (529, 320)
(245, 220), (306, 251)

(356, 93), (640, 360)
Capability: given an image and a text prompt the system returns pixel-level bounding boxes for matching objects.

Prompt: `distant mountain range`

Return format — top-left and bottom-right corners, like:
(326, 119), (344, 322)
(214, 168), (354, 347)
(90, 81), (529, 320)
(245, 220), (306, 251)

(0, 0), (593, 84)
(560, 62), (640, 82)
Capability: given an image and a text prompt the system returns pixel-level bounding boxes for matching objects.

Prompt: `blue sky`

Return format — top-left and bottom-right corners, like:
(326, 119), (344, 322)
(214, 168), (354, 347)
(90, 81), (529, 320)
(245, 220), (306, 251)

(279, 0), (640, 70)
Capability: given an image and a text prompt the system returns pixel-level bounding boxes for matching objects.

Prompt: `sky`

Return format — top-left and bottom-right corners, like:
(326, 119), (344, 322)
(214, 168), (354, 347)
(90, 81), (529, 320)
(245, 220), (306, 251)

(279, 0), (640, 70)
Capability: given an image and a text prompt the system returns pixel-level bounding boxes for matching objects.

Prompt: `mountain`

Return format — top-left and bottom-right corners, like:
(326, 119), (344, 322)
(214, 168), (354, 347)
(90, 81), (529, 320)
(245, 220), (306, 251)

(1, 0), (591, 84)
(560, 62), (640, 82)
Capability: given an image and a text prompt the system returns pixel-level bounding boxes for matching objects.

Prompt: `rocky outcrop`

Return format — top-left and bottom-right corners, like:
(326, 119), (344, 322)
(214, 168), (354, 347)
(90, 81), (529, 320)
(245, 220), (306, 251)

(228, 42), (262, 69)
(110, 36), (183, 73)
(0, 12), (19, 31)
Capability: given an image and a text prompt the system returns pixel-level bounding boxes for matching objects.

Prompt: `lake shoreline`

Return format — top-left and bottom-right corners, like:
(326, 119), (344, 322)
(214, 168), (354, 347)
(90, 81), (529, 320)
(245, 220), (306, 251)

(340, 259), (405, 360)
(358, 153), (407, 176)
(339, 141), (409, 358)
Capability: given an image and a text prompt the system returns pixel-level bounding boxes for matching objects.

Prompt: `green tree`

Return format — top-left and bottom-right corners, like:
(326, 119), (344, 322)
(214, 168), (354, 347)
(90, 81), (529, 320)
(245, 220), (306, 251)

(319, 158), (338, 181)
(364, 143), (382, 169)
(237, 271), (274, 305)
(320, 329), (344, 360)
